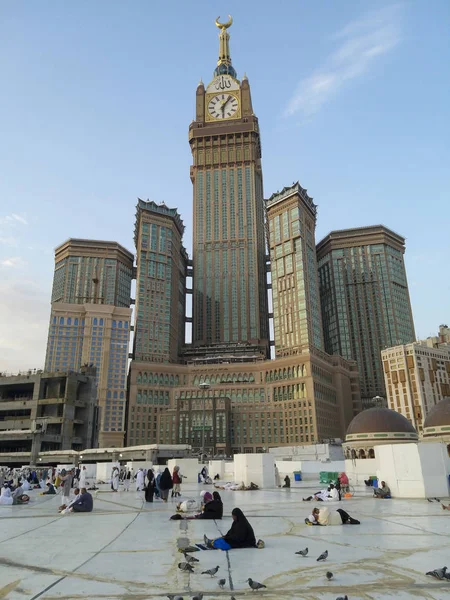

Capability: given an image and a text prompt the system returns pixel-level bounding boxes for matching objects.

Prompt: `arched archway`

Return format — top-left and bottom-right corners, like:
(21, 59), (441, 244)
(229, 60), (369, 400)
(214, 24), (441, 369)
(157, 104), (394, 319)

(358, 449), (366, 459)
(368, 448), (375, 459)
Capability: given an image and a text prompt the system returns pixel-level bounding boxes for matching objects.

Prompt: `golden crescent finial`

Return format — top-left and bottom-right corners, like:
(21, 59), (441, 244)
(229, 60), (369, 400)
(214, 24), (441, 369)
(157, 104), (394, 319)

(215, 15), (233, 30)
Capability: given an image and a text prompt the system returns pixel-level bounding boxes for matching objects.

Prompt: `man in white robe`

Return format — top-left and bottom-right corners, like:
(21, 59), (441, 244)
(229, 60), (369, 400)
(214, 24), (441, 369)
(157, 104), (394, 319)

(136, 469), (145, 491)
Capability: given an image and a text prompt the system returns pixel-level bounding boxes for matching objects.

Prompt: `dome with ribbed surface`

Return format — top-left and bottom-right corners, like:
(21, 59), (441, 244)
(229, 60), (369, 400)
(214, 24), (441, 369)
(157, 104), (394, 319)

(423, 398), (450, 438)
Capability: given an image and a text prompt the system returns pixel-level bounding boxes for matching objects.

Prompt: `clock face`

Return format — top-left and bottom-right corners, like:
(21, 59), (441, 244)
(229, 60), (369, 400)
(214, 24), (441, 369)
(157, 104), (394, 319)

(207, 93), (239, 120)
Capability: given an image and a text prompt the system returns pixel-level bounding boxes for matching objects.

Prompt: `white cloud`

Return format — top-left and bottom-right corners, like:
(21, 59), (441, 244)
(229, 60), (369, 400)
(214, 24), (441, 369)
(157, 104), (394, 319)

(11, 213), (28, 225)
(284, 4), (403, 118)
(0, 236), (19, 247)
(0, 256), (27, 268)
(0, 280), (49, 373)
(0, 213), (28, 226)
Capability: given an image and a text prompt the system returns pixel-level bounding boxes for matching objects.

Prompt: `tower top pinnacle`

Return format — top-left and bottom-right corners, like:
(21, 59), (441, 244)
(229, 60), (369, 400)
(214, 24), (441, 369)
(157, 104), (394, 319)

(214, 15), (237, 79)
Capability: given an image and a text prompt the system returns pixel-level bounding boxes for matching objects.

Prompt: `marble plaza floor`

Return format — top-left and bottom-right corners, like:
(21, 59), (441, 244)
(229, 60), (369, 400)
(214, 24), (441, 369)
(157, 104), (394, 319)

(1, 481), (450, 600)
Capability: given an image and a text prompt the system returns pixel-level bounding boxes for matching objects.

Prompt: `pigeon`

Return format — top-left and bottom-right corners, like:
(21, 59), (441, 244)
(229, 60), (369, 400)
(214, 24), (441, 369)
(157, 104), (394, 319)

(336, 596), (348, 600)
(426, 566), (447, 580)
(317, 550), (328, 562)
(247, 578), (266, 591)
(180, 545), (199, 553)
(444, 572), (450, 580)
(427, 498), (433, 502)
(184, 552), (199, 563)
(295, 547), (308, 556)
(218, 578), (226, 589)
(434, 498), (441, 502)
(202, 565), (220, 577)
(326, 571), (333, 580)
(191, 595), (203, 600)
(178, 562), (194, 573)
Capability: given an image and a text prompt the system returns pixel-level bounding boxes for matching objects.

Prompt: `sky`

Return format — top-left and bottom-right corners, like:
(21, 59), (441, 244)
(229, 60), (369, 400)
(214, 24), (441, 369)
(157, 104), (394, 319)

(0, 1), (449, 372)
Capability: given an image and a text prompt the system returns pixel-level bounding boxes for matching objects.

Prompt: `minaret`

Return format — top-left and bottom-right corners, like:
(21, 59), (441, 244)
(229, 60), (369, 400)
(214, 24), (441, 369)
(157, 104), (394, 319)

(188, 17), (270, 360)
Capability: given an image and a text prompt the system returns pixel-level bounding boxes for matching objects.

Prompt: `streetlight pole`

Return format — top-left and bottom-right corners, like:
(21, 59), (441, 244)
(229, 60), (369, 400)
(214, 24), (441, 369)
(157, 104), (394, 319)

(199, 382), (210, 462)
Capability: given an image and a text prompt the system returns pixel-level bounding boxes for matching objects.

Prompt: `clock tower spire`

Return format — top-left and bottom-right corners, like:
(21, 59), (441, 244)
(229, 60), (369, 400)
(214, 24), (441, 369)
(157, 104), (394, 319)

(214, 15), (237, 78)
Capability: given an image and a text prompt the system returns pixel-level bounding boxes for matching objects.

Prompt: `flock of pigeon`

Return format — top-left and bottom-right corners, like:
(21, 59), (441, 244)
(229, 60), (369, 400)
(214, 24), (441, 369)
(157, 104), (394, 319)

(172, 543), (449, 599)
(173, 546), (350, 599)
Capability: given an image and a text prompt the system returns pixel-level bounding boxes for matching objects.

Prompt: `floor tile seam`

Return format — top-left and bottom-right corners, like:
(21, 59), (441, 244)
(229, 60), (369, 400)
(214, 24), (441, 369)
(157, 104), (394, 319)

(368, 514), (450, 537)
(29, 497), (145, 600)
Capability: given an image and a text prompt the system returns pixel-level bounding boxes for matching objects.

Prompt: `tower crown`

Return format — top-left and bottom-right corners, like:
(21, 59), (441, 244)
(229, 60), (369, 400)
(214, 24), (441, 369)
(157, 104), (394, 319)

(214, 15), (237, 78)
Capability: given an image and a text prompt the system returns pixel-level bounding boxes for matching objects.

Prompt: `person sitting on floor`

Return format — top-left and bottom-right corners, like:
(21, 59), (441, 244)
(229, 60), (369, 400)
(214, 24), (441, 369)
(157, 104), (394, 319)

(305, 506), (360, 526)
(373, 481), (391, 498)
(42, 482), (57, 495)
(283, 475), (291, 488)
(59, 488), (80, 512)
(204, 507), (263, 550)
(303, 485), (339, 502)
(68, 488), (93, 513)
(200, 491), (223, 519)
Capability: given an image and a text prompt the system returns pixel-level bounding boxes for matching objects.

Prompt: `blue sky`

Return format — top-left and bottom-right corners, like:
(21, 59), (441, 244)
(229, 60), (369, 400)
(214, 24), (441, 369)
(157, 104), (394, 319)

(0, 1), (449, 371)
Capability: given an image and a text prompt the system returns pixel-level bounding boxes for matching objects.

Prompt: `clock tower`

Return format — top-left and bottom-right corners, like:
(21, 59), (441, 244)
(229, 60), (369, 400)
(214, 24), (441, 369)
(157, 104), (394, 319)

(189, 17), (270, 358)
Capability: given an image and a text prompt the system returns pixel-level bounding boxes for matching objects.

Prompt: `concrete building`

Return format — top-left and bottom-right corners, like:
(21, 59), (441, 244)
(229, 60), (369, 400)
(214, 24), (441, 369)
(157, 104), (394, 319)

(266, 182), (324, 355)
(317, 225), (416, 409)
(45, 239), (133, 448)
(382, 343), (450, 433)
(421, 324), (450, 349)
(0, 368), (98, 465)
(127, 350), (360, 454)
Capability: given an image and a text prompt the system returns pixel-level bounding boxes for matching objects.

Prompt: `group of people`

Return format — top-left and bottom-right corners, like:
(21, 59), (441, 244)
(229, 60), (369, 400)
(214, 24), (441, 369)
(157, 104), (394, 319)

(111, 465), (186, 502)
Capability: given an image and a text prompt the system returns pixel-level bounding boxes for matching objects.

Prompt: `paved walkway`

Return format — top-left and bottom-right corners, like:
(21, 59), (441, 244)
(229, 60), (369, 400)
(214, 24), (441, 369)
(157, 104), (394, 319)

(0, 481), (449, 599)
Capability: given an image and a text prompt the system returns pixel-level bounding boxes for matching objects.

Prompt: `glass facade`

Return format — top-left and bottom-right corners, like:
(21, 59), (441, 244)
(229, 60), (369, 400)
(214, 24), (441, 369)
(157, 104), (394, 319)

(133, 200), (187, 364)
(317, 231), (416, 406)
(192, 132), (269, 355)
(267, 184), (324, 355)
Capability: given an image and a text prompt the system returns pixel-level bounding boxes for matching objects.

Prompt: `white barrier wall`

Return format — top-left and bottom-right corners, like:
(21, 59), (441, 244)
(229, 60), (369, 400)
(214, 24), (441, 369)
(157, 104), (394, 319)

(208, 460), (225, 479)
(376, 443), (450, 498)
(167, 459), (201, 482)
(234, 454), (275, 488)
(345, 458), (377, 485)
(224, 461), (235, 480)
(96, 462), (120, 482)
(275, 460), (303, 480)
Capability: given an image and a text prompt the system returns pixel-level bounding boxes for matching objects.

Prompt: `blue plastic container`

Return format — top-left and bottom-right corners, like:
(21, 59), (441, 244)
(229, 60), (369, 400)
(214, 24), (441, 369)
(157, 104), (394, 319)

(372, 478), (379, 488)
(294, 472), (302, 482)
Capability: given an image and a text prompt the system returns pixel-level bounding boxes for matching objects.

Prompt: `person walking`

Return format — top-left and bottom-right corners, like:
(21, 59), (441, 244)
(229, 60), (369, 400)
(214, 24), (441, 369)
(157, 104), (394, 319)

(111, 467), (119, 492)
(60, 469), (73, 506)
(145, 469), (156, 503)
(123, 469), (132, 492)
(159, 468), (173, 502)
(136, 468), (145, 492)
(172, 466), (183, 498)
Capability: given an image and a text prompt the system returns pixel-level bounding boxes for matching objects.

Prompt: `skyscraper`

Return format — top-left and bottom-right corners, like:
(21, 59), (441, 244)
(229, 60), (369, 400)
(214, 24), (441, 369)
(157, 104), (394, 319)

(45, 238), (133, 447)
(126, 200), (187, 446)
(189, 16), (269, 358)
(125, 18), (362, 450)
(267, 183), (324, 356)
(317, 225), (416, 409)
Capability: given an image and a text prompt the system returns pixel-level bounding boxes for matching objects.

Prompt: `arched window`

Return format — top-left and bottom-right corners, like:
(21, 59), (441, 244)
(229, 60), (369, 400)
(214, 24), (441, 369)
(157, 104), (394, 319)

(249, 374), (255, 383)
(368, 448), (375, 459)
(93, 318), (98, 326)
(99, 318), (104, 326)
(137, 372), (142, 384)
(193, 375), (199, 385)
(67, 317), (72, 326)
(142, 372), (147, 384)
(170, 375), (174, 385)
(175, 375), (179, 384)
(358, 449), (366, 459)
(74, 318), (78, 326)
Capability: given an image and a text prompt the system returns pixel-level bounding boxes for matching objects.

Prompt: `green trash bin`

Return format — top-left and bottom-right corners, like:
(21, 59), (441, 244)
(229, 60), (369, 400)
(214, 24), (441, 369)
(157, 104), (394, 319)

(319, 471), (328, 484)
